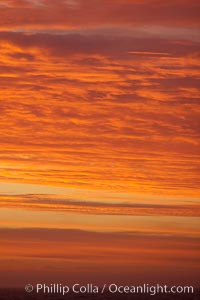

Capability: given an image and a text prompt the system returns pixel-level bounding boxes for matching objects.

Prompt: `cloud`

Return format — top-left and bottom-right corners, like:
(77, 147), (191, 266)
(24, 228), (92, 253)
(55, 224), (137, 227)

(0, 0), (199, 289)
(1, 194), (199, 216)
(0, 227), (199, 287)
(0, 31), (199, 58)
(0, 26), (199, 197)
(0, 0), (199, 30)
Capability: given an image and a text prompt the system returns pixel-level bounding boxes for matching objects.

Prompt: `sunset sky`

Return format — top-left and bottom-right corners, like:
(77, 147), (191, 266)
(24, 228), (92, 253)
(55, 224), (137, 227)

(0, 0), (200, 288)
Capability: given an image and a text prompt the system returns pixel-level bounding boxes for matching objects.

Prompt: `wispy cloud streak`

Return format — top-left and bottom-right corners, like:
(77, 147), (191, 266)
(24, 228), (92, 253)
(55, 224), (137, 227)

(0, 194), (199, 216)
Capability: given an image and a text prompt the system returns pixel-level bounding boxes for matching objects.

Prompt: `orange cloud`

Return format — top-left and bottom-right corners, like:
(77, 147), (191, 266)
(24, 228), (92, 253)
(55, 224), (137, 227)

(0, 31), (199, 196)
(1, 194), (200, 217)
(0, 0), (199, 30)
(0, 1), (199, 289)
(0, 228), (199, 287)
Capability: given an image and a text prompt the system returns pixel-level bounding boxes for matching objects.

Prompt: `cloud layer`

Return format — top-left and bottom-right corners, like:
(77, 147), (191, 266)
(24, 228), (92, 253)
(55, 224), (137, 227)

(1, 194), (200, 216)
(0, 0), (199, 30)
(0, 0), (199, 288)
(0, 29), (199, 196)
(0, 228), (199, 287)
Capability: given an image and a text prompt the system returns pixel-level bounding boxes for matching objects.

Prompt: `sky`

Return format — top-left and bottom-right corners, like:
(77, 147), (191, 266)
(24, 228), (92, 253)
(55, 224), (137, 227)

(0, 0), (200, 288)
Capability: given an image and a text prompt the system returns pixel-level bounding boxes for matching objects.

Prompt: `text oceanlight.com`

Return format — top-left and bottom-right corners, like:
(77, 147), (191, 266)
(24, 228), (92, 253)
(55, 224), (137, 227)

(25, 283), (194, 296)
